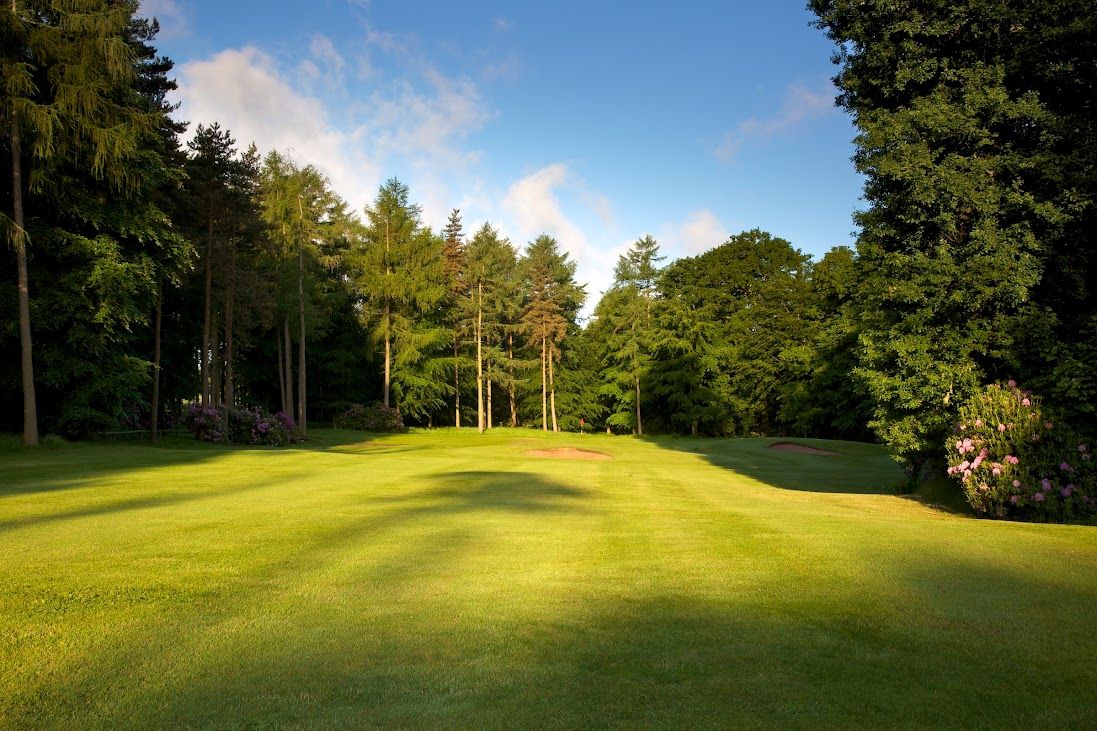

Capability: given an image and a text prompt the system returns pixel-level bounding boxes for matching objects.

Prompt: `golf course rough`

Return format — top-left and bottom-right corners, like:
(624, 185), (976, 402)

(1, 428), (1095, 728)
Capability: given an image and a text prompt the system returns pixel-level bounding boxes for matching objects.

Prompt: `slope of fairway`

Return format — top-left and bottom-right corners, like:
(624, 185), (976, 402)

(1, 429), (1095, 728)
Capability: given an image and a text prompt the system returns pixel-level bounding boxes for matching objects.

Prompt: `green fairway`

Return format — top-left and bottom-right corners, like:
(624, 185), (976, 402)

(2, 429), (1095, 728)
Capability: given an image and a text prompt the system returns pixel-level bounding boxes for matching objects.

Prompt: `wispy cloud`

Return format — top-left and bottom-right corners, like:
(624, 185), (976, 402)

(138, 0), (189, 40)
(493, 17), (512, 32)
(660, 209), (729, 256)
(714, 83), (835, 162)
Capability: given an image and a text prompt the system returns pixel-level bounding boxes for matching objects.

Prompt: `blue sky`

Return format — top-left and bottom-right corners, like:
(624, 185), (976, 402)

(140, 0), (863, 308)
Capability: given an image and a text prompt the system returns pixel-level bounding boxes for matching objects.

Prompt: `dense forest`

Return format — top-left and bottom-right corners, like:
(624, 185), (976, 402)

(3, 2), (1094, 491)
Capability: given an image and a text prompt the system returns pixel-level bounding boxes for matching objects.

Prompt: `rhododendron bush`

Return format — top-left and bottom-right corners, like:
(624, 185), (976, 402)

(183, 403), (297, 446)
(946, 382), (1094, 521)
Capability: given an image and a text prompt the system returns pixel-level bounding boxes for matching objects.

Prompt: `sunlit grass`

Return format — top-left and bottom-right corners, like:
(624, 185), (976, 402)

(2, 428), (1095, 727)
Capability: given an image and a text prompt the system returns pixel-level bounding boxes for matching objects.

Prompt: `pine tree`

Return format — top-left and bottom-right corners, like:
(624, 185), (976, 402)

(598, 235), (664, 434)
(3, 0), (159, 444)
(354, 179), (447, 419)
(520, 235), (584, 432)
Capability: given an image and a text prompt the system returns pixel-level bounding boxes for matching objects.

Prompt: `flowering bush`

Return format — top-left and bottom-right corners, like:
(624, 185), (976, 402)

(333, 403), (406, 432)
(182, 403), (225, 443)
(945, 381), (1095, 522)
(183, 403), (297, 446)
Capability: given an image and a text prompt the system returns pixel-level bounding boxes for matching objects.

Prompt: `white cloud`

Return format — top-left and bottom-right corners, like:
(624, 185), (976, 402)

(309, 34), (346, 76)
(502, 164), (588, 256)
(174, 41), (492, 214)
(502, 164), (624, 315)
(138, 0), (189, 40)
(661, 209), (729, 256)
(715, 83), (835, 161)
(177, 47), (380, 211)
(493, 17), (512, 32)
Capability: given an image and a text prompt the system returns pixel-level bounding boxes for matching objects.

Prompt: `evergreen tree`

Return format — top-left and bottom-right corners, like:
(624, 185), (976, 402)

(260, 151), (353, 434)
(520, 234), (584, 432)
(353, 179), (447, 419)
(597, 234), (664, 434)
(3, 0), (162, 444)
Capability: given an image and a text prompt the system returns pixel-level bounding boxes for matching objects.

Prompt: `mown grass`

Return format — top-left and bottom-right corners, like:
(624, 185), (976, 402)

(1, 428), (1095, 728)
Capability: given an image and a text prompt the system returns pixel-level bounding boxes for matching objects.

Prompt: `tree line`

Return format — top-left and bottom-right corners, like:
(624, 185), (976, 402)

(3, 1), (1094, 484)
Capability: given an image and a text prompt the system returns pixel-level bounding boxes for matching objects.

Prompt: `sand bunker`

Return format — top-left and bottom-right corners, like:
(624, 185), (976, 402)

(769, 441), (840, 456)
(524, 447), (612, 461)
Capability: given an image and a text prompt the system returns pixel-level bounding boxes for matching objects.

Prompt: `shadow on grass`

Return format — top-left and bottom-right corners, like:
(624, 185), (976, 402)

(0, 428), (391, 497)
(0, 468), (318, 533)
(641, 435), (908, 496)
(40, 555), (1097, 728)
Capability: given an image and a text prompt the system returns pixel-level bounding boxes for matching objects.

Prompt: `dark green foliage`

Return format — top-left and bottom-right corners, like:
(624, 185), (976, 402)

(811, 0), (1097, 474)
(333, 402), (406, 432)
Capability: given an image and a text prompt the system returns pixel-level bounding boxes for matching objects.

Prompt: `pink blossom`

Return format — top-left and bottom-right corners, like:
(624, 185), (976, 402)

(1008, 379), (1017, 388)
(1060, 462), (1073, 472)
(1034, 492), (1045, 502)
(972, 449), (988, 469)
(1061, 485), (1074, 497)
(1005, 455), (1019, 465)
(1045, 421), (1053, 429)
(1010, 495), (1020, 504)
(992, 465), (1001, 476)
(1012, 480), (1021, 488)
(975, 419), (983, 427)
(998, 423), (1007, 432)
(1021, 398), (1031, 406)
(1041, 478), (1052, 491)
(1079, 444), (1088, 453)
(959, 460), (971, 471)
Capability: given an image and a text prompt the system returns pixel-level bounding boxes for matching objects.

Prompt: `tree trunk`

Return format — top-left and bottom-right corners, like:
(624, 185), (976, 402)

(283, 316), (294, 424)
(487, 370), (493, 430)
(476, 282), (484, 433)
(549, 343), (559, 433)
(10, 108), (38, 446)
(383, 219), (391, 409)
(277, 328), (286, 416)
(151, 283), (162, 443)
(541, 336), (548, 431)
(297, 245), (306, 436)
(225, 243), (235, 410)
(508, 333), (517, 427)
(383, 319), (391, 408)
(453, 334), (460, 428)
(201, 206), (213, 404)
(211, 321), (221, 407)
(635, 375), (642, 436)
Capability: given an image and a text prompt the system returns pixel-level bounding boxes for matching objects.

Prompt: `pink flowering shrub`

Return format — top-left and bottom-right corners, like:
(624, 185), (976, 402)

(183, 403), (298, 446)
(946, 382), (1095, 521)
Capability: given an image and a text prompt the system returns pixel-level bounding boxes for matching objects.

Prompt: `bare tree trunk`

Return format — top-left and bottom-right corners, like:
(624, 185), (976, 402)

(151, 283), (162, 443)
(383, 219), (391, 409)
(383, 320), (391, 408)
(283, 316), (294, 424)
(453, 335), (460, 428)
(487, 363), (493, 429)
(211, 321), (221, 407)
(541, 336), (548, 431)
(10, 108), (38, 446)
(297, 245), (306, 436)
(549, 343), (558, 433)
(277, 329), (286, 415)
(508, 333), (517, 427)
(201, 206), (213, 404)
(224, 244), (235, 411)
(476, 282), (484, 433)
(635, 376), (642, 436)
